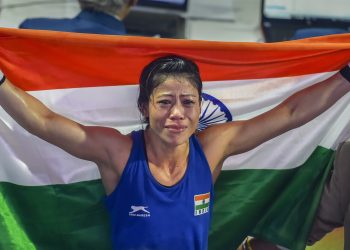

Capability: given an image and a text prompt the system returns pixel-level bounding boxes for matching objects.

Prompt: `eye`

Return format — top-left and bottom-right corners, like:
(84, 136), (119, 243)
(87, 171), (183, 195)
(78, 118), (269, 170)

(157, 99), (171, 105)
(183, 99), (196, 106)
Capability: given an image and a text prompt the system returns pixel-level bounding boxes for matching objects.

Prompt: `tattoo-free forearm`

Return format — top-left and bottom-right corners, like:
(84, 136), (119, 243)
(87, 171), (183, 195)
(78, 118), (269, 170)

(284, 72), (350, 128)
(0, 78), (56, 137)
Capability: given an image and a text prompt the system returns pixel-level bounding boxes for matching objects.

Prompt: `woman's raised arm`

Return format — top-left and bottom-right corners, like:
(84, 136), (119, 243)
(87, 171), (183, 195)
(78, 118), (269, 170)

(199, 68), (350, 177)
(0, 73), (131, 193)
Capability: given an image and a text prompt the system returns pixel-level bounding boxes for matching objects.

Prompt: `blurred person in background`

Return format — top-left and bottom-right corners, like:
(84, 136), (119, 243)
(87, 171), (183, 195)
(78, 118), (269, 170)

(19, 0), (137, 35)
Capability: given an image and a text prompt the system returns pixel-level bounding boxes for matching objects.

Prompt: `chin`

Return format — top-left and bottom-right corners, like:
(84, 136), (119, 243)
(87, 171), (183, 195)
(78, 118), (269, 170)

(164, 130), (193, 145)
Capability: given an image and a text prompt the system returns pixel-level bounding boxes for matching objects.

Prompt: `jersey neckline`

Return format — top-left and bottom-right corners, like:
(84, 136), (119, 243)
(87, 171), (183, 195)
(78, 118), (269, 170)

(140, 130), (192, 192)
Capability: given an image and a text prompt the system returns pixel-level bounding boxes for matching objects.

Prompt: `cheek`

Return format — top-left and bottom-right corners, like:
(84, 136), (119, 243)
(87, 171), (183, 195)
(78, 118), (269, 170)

(193, 104), (201, 117)
(187, 107), (201, 123)
(148, 106), (168, 123)
(191, 109), (200, 119)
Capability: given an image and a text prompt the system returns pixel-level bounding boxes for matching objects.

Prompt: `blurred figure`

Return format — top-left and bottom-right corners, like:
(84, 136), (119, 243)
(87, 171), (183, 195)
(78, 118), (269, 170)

(291, 28), (347, 40)
(19, 0), (138, 35)
(307, 140), (350, 249)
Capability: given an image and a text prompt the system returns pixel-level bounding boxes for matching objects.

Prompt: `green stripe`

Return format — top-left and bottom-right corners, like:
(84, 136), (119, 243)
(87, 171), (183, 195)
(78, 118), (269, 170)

(0, 189), (35, 250)
(0, 180), (111, 250)
(209, 146), (334, 250)
(195, 203), (210, 210)
(0, 146), (334, 250)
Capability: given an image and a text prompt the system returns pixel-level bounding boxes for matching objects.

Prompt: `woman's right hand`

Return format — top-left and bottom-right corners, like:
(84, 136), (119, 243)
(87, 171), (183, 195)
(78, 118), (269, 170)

(0, 69), (5, 85)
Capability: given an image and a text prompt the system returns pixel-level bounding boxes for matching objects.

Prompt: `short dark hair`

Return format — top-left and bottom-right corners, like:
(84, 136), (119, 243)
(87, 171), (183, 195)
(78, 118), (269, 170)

(138, 55), (202, 124)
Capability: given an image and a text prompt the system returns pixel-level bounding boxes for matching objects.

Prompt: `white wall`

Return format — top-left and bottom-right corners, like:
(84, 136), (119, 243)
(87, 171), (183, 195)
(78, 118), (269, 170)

(185, 0), (263, 41)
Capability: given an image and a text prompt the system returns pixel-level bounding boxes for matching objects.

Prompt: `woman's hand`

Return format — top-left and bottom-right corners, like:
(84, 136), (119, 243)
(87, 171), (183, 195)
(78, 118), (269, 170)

(0, 70), (5, 85)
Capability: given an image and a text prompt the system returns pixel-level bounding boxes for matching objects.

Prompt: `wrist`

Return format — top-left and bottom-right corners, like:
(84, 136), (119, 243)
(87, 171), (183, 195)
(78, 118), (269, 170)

(340, 64), (350, 83)
(0, 71), (5, 85)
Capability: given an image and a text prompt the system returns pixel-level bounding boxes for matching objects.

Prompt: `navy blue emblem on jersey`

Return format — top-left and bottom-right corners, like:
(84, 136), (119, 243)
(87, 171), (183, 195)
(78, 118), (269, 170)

(198, 93), (232, 131)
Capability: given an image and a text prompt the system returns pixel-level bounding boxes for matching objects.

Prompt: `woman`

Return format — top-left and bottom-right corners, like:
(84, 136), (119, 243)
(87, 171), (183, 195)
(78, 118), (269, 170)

(0, 55), (350, 250)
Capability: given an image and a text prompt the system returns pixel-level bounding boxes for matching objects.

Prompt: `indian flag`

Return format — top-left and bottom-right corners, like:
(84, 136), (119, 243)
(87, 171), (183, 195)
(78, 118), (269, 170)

(1, 28), (350, 250)
(194, 192), (210, 216)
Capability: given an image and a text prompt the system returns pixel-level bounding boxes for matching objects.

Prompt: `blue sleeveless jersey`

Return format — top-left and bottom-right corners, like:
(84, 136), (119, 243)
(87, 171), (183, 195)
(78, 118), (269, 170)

(105, 130), (214, 250)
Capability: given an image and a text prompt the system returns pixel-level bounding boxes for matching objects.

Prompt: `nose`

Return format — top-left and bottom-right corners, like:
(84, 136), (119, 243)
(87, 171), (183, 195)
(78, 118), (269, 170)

(169, 102), (184, 120)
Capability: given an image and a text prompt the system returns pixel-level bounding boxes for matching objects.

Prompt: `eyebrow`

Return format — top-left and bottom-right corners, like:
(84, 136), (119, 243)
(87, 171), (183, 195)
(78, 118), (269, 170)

(156, 94), (198, 98)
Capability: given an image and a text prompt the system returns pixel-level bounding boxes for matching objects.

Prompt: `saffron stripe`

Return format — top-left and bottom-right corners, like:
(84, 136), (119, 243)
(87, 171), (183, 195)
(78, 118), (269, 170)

(194, 193), (210, 201)
(1, 28), (350, 91)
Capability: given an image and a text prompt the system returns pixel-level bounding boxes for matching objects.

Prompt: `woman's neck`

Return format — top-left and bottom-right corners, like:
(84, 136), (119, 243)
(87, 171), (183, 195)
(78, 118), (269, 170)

(144, 129), (190, 186)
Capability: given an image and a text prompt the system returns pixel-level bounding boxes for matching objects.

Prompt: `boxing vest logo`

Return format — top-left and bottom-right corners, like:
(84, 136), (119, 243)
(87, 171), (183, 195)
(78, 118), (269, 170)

(129, 205), (151, 217)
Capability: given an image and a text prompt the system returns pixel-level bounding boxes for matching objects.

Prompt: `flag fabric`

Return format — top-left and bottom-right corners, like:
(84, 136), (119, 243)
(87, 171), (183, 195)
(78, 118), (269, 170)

(1, 27), (350, 250)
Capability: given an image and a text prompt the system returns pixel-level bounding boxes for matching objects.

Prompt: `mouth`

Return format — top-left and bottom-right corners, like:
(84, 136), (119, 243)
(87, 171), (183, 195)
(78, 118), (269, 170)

(165, 125), (187, 133)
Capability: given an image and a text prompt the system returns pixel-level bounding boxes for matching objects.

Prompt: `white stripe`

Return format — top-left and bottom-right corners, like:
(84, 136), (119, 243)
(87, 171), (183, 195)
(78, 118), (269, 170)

(0, 71), (348, 185)
(194, 198), (210, 206)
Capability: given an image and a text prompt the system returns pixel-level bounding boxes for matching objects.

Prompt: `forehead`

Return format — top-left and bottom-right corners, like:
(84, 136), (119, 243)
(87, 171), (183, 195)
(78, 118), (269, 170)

(152, 76), (198, 95)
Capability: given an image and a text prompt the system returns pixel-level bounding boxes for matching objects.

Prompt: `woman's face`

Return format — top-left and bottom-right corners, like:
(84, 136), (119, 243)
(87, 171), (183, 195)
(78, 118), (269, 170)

(145, 76), (201, 146)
